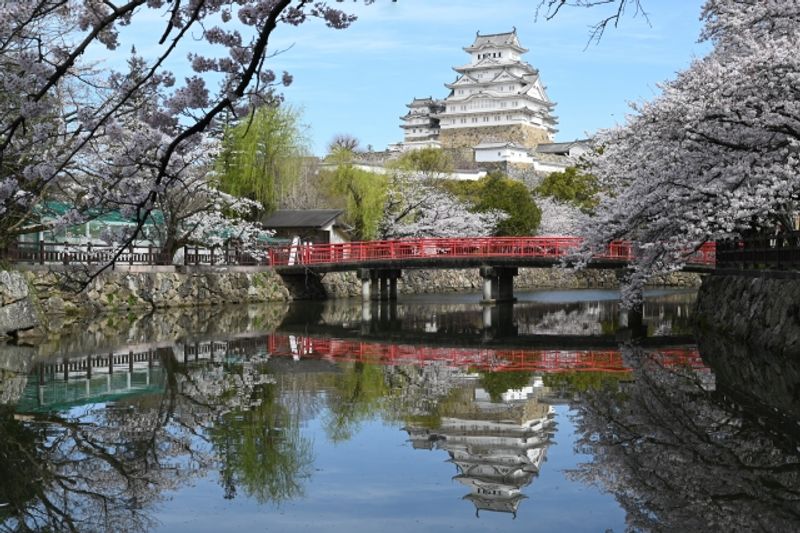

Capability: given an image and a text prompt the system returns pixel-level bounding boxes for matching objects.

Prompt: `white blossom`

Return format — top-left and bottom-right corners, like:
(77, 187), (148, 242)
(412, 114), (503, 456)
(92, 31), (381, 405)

(578, 0), (800, 301)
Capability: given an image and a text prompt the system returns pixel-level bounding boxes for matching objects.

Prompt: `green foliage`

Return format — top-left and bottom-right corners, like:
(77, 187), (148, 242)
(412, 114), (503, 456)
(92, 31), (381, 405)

(445, 171), (541, 235)
(542, 371), (627, 393)
(480, 371), (533, 402)
(323, 149), (388, 240)
(211, 380), (313, 503)
(323, 361), (390, 443)
(390, 147), (453, 174)
(216, 105), (309, 215)
(536, 166), (600, 212)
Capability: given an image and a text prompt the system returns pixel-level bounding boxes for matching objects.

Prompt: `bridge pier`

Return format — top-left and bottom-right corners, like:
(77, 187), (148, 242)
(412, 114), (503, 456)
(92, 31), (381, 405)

(482, 302), (518, 341)
(380, 276), (389, 301)
(360, 269), (402, 303)
(480, 266), (518, 304)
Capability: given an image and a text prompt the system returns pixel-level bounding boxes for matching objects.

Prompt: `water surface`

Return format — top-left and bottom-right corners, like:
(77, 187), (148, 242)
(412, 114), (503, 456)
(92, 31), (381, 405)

(1, 289), (797, 532)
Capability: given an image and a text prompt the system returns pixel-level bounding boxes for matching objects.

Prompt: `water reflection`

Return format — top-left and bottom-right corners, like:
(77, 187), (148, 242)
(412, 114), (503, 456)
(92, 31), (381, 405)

(405, 375), (556, 518)
(570, 343), (800, 532)
(0, 290), (797, 532)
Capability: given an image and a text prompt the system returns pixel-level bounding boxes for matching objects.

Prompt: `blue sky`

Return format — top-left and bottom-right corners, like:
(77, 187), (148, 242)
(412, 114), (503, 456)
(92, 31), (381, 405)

(101, 1), (710, 155)
(265, 0), (710, 154)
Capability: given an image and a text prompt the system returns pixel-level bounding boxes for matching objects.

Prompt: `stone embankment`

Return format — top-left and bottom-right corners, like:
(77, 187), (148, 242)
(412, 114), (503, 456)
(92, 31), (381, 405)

(1, 265), (700, 338)
(696, 272), (800, 357)
(0, 271), (39, 337)
(0, 268), (290, 338)
(321, 268), (700, 298)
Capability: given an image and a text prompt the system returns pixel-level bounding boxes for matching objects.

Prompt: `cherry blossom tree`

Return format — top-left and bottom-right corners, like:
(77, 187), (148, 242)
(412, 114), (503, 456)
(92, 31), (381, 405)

(378, 175), (506, 239)
(0, 0), (366, 263)
(536, 0), (649, 43)
(535, 195), (584, 235)
(152, 131), (281, 262)
(578, 0), (800, 298)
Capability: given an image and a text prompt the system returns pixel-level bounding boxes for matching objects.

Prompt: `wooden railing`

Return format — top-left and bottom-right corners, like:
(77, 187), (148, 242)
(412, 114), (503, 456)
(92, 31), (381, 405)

(181, 244), (268, 266)
(716, 232), (800, 269)
(2, 241), (268, 267)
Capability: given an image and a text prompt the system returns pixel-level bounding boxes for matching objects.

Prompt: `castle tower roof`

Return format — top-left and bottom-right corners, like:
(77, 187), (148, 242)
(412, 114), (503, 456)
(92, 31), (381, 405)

(464, 28), (528, 53)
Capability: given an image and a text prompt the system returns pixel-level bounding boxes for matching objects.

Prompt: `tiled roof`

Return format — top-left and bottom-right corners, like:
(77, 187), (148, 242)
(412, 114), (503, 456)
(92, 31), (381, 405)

(535, 140), (591, 155)
(470, 29), (520, 48)
(262, 209), (344, 229)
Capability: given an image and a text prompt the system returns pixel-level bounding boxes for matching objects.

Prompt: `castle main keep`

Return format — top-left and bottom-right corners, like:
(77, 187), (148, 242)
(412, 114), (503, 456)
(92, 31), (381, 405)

(398, 29), (558, 153)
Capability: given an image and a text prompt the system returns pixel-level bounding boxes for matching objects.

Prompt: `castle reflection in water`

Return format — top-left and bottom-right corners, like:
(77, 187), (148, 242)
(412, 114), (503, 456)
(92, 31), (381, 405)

(405, 376), (556, 517)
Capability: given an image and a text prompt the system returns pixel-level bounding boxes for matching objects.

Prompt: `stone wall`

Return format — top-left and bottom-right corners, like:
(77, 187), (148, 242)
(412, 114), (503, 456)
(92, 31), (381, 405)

(1, 264), (701, 337)
(696, 272), (800, 357)
(0, 268), (291, 337)
(439, 124), (551, 150)
(321, 268), (701, 298)
(0, 271), (38, 337)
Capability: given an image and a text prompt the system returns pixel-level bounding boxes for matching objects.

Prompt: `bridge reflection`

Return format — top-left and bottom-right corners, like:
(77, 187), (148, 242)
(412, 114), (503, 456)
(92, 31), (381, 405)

(266, 334), (705, 374)
(19, 330), (707, 413)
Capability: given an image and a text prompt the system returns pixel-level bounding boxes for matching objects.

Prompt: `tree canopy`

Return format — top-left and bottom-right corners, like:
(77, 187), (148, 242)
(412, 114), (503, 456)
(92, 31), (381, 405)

(216, 105), (308, 216)
(445, 172), (541, 236)
(379, 175), (504, 239)
(537, 166), (600, 212)
(389, 147), (454, 175)
(578, 0), (800, 299)
(0, 1), (364, 260)
(323, 149), (387, 240)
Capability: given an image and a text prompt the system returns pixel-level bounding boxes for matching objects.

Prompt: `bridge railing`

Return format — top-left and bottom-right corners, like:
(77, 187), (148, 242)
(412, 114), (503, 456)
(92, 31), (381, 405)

(266, 334), (706, 373)
(716, 232), (800, 269)
(267, 236), (716, 267)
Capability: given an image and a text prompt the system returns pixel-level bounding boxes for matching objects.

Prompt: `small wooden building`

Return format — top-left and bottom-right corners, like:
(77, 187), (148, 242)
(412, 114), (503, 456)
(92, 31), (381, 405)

(262, 209), (350, 244)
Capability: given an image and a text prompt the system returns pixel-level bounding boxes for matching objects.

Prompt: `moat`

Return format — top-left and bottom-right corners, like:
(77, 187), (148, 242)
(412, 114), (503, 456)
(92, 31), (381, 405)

(1, 289), (798, 532)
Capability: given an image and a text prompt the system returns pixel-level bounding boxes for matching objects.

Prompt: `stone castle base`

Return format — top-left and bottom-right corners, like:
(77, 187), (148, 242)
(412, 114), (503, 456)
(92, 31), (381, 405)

(438, 124), (552, 150)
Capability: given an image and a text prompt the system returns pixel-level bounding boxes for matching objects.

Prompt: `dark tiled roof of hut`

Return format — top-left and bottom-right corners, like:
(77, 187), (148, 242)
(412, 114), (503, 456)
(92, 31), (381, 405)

(262, 209), (344, 229)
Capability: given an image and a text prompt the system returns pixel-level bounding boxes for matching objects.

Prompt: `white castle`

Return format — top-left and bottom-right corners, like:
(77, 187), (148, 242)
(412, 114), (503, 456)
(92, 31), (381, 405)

(395, 29), (585, 170)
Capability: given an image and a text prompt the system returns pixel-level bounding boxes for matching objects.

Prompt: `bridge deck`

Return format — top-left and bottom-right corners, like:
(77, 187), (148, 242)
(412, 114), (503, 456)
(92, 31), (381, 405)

(269, 237), (716, 274)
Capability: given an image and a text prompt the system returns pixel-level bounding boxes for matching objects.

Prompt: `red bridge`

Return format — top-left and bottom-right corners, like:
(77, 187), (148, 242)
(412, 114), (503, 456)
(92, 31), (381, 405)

(267, 334), (707, 375)
(268, 236), (716, 303)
